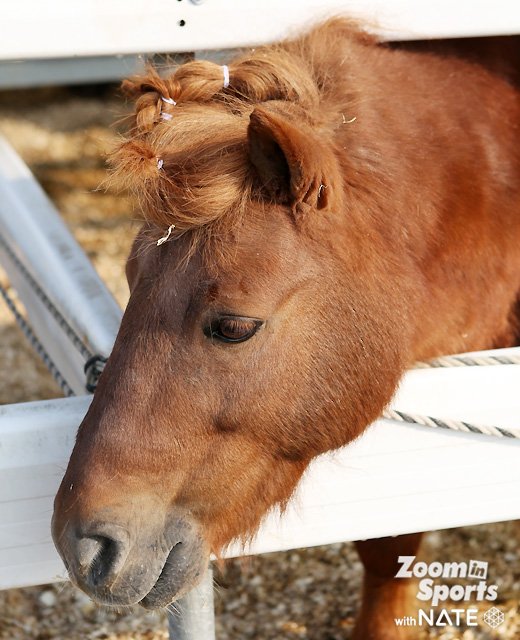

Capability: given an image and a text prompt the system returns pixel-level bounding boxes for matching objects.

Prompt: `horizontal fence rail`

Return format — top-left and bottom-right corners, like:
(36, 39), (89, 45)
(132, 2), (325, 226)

(1, 0), (520, 61)
(2, 384), (520, 589)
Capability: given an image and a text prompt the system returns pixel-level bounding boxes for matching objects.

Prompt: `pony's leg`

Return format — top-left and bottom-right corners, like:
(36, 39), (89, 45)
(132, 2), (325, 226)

(353, 533), (423, 640)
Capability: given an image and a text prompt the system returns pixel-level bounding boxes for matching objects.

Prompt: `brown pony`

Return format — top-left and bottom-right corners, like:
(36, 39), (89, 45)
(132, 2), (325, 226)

(52, 19), (520, 638)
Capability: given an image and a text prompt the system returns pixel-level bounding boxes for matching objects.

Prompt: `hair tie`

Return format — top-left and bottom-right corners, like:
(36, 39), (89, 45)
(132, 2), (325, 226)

(160, 95), (176, 122)
(222, 65), (230, 89)
(161, 96), (177, 106)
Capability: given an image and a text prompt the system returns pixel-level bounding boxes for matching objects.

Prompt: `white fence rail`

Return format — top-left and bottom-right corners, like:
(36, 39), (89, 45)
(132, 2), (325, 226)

(0, 137), (122, 393)
(2, 1), (520, 88)
(2, 0), (520, 62)
(2, 387), (520, 590)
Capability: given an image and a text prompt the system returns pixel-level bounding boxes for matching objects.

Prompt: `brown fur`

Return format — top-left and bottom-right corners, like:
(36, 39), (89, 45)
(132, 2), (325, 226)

(53, 19), (520, 635)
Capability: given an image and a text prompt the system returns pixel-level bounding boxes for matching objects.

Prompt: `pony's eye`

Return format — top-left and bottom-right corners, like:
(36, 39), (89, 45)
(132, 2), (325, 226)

(205, 316), (263, 344)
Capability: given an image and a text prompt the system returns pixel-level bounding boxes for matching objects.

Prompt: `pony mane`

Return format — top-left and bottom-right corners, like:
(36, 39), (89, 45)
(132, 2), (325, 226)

(108, 18), (376, 250)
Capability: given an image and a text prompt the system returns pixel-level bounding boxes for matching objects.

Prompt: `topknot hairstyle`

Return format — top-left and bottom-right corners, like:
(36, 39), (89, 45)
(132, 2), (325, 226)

(108, 18), (375, 250)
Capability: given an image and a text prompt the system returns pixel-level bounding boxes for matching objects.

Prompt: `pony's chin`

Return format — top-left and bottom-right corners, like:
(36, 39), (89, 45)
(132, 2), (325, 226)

(139, 541), (209, 610)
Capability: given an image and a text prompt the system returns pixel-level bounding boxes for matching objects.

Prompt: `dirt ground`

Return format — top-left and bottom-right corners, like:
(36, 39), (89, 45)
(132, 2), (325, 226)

(0, 86), (518, 640)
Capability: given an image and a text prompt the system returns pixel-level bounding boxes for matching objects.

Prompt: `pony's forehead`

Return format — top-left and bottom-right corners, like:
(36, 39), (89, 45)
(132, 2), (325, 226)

(134, 201), (307, 282)
(127, 217), (313, 325)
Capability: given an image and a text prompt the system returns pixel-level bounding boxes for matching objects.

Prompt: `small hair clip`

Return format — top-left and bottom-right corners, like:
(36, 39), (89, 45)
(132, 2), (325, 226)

(157, 224), (176, 246)
(222, 64), (230, 89)
(157, 158), (164, 170)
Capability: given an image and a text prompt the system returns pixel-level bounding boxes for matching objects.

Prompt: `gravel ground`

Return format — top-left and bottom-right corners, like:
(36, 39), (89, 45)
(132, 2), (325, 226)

(0, 86), (518, 640)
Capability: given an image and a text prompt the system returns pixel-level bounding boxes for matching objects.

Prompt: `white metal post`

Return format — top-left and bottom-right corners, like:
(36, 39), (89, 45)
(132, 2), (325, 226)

(169, 568), (216, 640)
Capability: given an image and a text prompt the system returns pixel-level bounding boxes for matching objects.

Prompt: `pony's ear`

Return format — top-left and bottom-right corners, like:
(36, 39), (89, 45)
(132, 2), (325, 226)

(247, 106), (330, 213)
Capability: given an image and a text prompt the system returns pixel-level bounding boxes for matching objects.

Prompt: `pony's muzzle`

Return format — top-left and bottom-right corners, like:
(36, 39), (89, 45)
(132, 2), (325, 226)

(58, 521), (148, 605)
(53, 509), (209, 608)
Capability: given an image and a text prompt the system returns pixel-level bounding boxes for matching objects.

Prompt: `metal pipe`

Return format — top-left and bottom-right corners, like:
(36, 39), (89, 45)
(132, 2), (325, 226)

(168, 568), (216, 640)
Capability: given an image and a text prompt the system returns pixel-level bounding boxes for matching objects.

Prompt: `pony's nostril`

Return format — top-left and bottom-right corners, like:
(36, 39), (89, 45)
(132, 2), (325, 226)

(73, 528), (130, 589)
(88, 535), (120, 587)
(77, 536), (102, 575)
